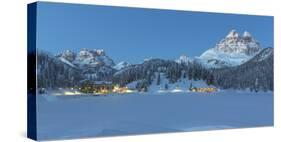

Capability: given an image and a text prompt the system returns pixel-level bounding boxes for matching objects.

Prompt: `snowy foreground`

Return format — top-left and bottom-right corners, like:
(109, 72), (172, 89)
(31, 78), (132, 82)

(37, 91), (273, 141)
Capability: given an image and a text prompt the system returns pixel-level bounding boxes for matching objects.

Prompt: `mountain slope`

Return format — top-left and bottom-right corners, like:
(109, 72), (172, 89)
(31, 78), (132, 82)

(212, 47), (273, 91)
(37, 50), (83, 89)
(114, 61), (130, 70)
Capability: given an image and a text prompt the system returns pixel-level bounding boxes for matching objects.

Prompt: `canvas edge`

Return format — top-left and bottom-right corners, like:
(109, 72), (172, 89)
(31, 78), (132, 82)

(27, 2), (38, 141)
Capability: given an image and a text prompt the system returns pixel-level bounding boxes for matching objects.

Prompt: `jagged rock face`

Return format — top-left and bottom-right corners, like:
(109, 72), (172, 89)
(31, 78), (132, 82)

(56, 48), (116, 81)
(197, 30), (262, 68)
(74, 48), (115, 68)
(215, 30), (261, 56)
(59, 50), (76, 62)
(57, 48), (115, 68)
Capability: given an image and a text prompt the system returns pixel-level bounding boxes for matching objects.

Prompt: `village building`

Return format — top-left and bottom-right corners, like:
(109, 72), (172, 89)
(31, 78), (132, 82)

(79, 80), (114, 94)
(189, 83), (217, 93)
(78, 80), (135, 95)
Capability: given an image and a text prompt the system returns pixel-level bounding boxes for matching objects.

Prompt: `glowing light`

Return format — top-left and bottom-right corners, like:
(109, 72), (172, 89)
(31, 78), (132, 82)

(74, 91), (82, 95)
(190, 87), (217, 93)
(171, 89), (183, 93)
(125, 89), (135, 93)
(64, 91), (76, 95)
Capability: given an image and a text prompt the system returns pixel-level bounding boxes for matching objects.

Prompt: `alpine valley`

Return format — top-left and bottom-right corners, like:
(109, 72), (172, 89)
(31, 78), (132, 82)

(37, 30), (273, 92)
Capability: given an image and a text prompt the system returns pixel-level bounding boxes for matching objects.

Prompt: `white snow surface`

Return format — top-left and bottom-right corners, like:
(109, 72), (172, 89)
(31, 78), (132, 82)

(196, 48), (253, 68)
(37, 90), (273, 140)
(113, 61), (130, 70)
(58, 57), (76, 68)
(154, 73), (211, 92)
(243, 31), (252, 38)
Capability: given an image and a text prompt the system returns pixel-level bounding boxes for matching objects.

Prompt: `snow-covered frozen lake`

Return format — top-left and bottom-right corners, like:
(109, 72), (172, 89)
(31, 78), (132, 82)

(37, 91), (273, 141)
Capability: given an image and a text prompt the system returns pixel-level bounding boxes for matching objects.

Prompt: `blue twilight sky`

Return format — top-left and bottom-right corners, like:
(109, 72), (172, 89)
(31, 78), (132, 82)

(36, 2), (273, 64)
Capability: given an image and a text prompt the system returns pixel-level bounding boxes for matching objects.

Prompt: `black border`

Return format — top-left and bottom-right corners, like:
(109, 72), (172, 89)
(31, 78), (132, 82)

(27, 2), (37, 141)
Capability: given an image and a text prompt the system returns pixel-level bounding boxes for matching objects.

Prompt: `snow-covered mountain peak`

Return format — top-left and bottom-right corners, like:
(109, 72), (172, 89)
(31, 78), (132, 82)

(59, 50), (76, 62)
(77, 48), (94, 60)
(197, 30), (262, 68)
(76, 48), (106, 59)
(57, 48), (115, 68)
(95, 49), (105, 56)
(176, 55), (191, 65)
(214, 30), (261, 55)
(243, 31), (252, 38)
(226, 29), (240, 39)
(179, 55), (188, 61)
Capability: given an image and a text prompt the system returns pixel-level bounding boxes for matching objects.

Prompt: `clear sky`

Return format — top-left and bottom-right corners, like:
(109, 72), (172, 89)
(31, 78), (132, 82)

(36, 2), (273, 64)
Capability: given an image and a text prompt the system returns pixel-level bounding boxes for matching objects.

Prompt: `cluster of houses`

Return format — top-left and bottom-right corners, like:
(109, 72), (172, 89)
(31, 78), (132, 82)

(189, 87), (217, 93)
(79, 80), (135, 95)
(189, 83), (217, 93)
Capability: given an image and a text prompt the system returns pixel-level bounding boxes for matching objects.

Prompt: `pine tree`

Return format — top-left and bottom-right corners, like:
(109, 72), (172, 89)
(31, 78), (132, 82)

(189, 82), (193, 91)
(157, 72), (161, 85)
(254, 78), (259, 92)
(207, 74), (214, 86)
(188, 68), (192, 80)
(144, 86), (148, 92)
(165, 84), (168, 90)
(183, 71), (187, 78)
